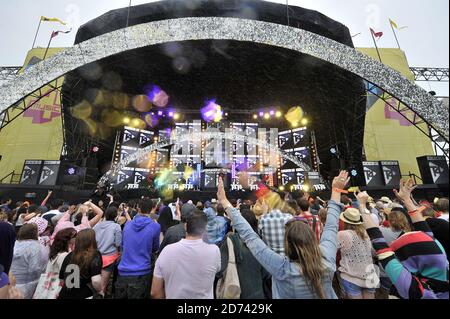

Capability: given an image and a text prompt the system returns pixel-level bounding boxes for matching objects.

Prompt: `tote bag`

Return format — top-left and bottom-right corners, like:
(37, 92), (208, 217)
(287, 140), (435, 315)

(216, 237), (241, 299)
(33, 252), (69, 299)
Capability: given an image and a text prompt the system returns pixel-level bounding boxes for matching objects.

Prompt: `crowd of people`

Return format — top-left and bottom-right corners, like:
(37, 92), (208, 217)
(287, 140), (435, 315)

(0, 171), (448, 299)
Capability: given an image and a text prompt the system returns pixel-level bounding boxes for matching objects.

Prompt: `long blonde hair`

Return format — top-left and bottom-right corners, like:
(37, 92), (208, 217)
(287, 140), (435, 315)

(343, 223), (368, 240)
(285, 221), (326, 299)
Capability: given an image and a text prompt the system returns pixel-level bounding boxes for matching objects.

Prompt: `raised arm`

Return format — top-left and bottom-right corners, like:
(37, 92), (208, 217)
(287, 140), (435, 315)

(393, 178), (433, 237)
(217, 176), (288, 280)
(40, 190), (53, 207)
(319, 171), (349, 265)
(357, 189), (437, 299)
(86, 201), (104, 228)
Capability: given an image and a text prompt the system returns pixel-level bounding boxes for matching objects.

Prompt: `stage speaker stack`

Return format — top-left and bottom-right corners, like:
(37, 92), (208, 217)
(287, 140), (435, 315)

(380, 161), (402, 187)
(417, 156), (449, 185)
(362, 161), (384, 187)
(20, 160), (43, 185)
(38, 161), (61, 186)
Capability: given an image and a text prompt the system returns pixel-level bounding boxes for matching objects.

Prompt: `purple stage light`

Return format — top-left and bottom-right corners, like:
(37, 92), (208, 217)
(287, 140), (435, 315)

(168, 111), (174, 117)
(67, 167), (76, 175)
(201, 99), (222, 122)
(270, 110), (275, 116)
(158, 111), (163, 116)
(259, 112), (264, 117)
(146, 85), (169, 107)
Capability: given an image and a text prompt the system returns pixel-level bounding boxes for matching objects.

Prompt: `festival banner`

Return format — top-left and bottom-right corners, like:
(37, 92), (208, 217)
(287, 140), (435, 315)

(0, 48), (65, 180)
(358, 48), (434, 181)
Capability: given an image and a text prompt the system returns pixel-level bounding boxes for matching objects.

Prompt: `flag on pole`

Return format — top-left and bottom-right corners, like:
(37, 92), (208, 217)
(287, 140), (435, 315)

(51, 29), (72, 38)
(370, 28), (384, 40)
(41, 16), (67, 25)
(389, 19), (407, 30)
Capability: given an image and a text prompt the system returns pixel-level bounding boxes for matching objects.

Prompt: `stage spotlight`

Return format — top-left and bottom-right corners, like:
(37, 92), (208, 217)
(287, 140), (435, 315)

(330, 147), (337, 155)
(301, 118), (309, 126)
(158, 111), (163, 116)
(123, 117), (130, 124)
(275, 111), (282, 118)
(278, 186), (285, 191)
(351, 169), (358, 177)
(67, 167), (76, 175)
(303, 184), (310, 192)
(92, 146), (99, 153)
(133, 119), (141, 126)
(264, 113), (270, 120)
(253, 114), (258, 120)
(174, 113), (180, 120)
(270, 110), (275, 116)
(292, 122), (299, 128)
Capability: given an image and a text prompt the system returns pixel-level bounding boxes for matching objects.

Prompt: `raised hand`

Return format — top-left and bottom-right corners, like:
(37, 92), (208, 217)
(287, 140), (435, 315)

(356, 191), (370, 205)
(393, 178), (418, 203)
(217, 177), (231, 209)
(332, 171), (350, 190)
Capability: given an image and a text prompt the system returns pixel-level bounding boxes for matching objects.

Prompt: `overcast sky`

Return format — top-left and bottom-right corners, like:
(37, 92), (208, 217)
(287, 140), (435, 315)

(1, 0), (448, 94)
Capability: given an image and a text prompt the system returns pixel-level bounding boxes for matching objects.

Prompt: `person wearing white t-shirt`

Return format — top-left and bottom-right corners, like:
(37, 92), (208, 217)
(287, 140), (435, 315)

(151, 211), (221, 299)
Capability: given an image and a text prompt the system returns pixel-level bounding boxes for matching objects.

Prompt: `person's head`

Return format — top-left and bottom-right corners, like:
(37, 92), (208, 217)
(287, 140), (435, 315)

(318, 208), (328, 225)
(1, 198), (12, 205)
(434, 198), (449, 214)
(186, 210), (207, 237)
(27, 204), (39, 214)
(422, 207), (437, 219)
(105, 206), (118, 221)
(341, 195), (352, 206)
(284, 218), (326, 298)
(287, 200), (300, 215)
(241, 209), (258, 233)
(181, 202), (197, 222)
(16, 206), (28, 217)
(138, 199), (155, 215)
(297, 198), (310, 213)
(217, 204), (226, 217)
(388, 210), (411, 233)
(28, 217), (49, 236)
(15, 201), (23, 208)
(17, 223), (38, 241)
(0, 212), (7, 222)
(196, 201), (204, 210)
(340, 208), (367, 240)
(50, 199), (64, 210)
(49, 227), (76, 260)
(71, 229), (98, 276)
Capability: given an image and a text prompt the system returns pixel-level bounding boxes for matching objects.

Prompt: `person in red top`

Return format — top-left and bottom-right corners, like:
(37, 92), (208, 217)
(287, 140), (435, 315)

(296, 198), (323, 241)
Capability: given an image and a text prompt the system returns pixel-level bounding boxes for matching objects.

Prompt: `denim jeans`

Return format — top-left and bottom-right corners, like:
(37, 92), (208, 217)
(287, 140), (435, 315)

(115, 274), (152, 299)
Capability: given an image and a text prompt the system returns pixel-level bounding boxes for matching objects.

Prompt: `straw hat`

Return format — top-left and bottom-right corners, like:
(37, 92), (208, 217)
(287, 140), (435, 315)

(340, 208), (363, 225)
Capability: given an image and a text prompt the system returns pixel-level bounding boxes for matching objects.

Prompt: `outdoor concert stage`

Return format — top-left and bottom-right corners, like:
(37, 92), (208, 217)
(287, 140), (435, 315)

(1, 0), (448, 200)
(60, 0), (366, 192)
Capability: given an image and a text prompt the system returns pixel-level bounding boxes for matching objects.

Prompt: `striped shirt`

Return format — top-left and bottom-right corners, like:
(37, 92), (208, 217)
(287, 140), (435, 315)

(368, 221), (449, 299)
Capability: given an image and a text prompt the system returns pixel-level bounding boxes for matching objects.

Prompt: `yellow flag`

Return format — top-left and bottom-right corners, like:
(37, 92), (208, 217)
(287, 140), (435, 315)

(389, 19), (399, 29)
(41, 16), (67, 25)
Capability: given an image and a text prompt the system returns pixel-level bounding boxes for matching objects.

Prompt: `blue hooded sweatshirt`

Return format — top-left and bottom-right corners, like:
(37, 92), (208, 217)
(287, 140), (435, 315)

(118, 215), (161, 276)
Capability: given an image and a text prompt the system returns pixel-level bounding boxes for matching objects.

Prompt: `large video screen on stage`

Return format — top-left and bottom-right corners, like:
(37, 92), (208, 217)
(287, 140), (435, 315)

(111, 121), (315, 190)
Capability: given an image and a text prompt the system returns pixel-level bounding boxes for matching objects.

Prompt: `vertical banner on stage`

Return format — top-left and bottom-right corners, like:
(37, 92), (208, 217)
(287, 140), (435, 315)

(0, 48), (65, 180)
(417, 156), (449, 185)
(39, 160), (61, 186)
(20, 160), (43, 185)
(358, 48), (434, 181)
(380, 161), (402, 187)
(362, 161), (384, 187)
